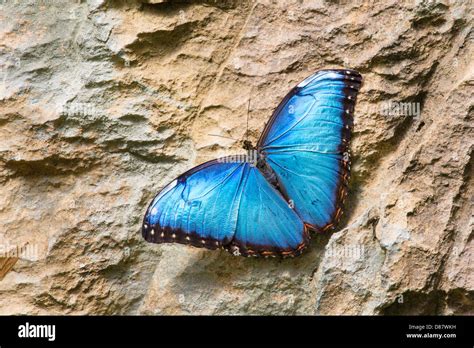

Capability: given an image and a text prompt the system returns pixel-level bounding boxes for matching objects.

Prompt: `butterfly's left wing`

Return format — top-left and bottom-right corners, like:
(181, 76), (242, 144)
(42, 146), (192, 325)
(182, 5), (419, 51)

(258, 69), (362, 231)
(142, 159), (309, 257)
(142, 160), (244, 249)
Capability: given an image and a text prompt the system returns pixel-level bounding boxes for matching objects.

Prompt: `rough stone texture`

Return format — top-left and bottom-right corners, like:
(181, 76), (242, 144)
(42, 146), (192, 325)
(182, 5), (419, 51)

(0, 0), (472, 315)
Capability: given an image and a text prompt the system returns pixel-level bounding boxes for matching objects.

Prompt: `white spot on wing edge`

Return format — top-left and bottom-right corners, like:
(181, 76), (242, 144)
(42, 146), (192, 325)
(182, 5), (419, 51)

(231, 245), (241, 256)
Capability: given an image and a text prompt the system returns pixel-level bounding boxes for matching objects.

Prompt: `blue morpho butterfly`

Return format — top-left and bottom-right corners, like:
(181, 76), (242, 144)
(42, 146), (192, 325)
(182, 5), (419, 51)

(142, 69), (362, 258)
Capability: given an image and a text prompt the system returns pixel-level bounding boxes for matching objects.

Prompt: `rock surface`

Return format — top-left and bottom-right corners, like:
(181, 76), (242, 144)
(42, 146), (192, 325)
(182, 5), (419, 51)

(0, 0), (472, 315)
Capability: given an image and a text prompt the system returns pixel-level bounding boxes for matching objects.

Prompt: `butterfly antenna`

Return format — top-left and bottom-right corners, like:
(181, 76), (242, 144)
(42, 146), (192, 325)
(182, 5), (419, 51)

(246, 97), (250, 143)
(208, 133), (238, 141)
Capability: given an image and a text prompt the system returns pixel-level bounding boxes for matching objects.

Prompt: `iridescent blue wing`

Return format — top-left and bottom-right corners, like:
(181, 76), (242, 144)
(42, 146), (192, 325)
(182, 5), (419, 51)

(142, 160), (243, 249)
(142, 159), (309, 257)
(226, 164), (309, 257)
(258, 69), (362, 231)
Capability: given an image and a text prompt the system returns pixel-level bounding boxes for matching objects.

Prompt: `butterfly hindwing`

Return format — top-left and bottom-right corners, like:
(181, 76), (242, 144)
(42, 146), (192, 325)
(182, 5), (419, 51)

(258, 69), (362, 231)
(226, 164), (309, 257)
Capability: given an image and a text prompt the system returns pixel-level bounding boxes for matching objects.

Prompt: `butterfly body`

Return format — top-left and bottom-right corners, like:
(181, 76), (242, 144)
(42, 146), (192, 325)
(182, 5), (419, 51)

(142, 69), (362, 257)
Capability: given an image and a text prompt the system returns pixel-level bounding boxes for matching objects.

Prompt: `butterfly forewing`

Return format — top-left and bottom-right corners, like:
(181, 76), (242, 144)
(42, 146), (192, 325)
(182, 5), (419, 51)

(258, 69), (362, 231)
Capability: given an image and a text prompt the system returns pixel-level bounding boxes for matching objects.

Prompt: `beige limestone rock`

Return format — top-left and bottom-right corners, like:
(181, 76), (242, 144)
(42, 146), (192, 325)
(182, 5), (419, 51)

(0, 0), (472, 315)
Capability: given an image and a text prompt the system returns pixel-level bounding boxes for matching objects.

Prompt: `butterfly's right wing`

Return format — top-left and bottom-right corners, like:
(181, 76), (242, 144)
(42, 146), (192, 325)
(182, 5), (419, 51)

(258, 69), (362, 231)
(142, 159), (309, 257)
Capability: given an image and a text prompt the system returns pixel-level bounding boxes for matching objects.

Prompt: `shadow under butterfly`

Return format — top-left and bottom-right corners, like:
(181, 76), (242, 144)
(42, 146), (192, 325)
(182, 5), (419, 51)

(142, 69), (362, 258)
